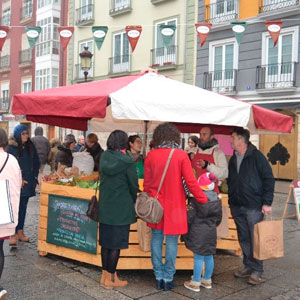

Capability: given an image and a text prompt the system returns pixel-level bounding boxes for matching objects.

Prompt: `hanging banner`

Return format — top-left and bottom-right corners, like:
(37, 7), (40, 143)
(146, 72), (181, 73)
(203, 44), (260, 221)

(159, 24), (176, 48)
(125, 25), (142, 52)
(26, 26), (41, 50)
(58, 27), (74, 50)
(265, 21), (282, 46)
(231, 22), (247, 44)
(195, 23), (212, 47)
(0, 27), (9, 52)
(92, 26), (108, 51)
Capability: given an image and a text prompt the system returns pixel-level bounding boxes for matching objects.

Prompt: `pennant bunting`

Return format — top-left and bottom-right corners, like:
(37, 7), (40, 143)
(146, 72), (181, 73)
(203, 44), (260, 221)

(26, 26), (41, 50)
(58, 27), (74, 50)
(125, 26), (142, 52)
(92, 26), (108, 51)
(231, 22), (247, 44)
(159, 24), (176, 48)
(195, 23), (212, 47)
(265, 21), (282, 46)
(0, 26), (9, 52)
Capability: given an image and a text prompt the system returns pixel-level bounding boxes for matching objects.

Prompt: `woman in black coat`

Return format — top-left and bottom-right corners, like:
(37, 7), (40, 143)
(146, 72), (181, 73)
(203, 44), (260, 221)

(182, 174), (222, 292)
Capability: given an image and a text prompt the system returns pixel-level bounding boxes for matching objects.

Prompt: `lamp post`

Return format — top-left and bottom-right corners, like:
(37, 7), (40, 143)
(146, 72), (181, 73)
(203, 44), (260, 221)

(79, 46), (93, 82)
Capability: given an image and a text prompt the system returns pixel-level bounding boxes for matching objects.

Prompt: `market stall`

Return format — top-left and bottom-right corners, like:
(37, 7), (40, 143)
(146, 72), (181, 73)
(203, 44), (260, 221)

(13, 71), (293, 269)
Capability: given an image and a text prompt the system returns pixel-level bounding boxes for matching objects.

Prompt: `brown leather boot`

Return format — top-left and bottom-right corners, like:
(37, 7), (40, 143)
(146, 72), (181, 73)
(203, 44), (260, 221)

(100, 270), (107, 286)
(17, 230), (29, 242)
(103, 272), (114, 290)
(114, 272), (128, 287)
(9, 234), (18, 247)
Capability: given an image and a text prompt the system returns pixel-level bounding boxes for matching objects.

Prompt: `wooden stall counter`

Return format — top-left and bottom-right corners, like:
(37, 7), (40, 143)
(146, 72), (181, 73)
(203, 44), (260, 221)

(38, 180), (241, 270)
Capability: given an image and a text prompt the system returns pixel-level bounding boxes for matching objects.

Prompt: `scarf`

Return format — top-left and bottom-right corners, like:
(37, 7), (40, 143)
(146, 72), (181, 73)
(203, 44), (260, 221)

(156, 141), (181, 149)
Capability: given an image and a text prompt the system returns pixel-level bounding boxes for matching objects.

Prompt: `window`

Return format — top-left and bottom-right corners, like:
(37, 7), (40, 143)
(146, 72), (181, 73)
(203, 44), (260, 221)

(112, 32), (130, 73)
(1, 83), (9, 110)
(208, 38), (238, 91)
(38, 0), (60, 9)
(35, 68), (59, 90)
(36, 17), (60, 57)
(208, 0), (238, 23)
(80, 0), (93, 18)
(154, 18), (177, 65)
(2, 8), (10, 26)
(261, 26), (299, 88)
(78, 40), (94, 78)
(21, 0), (33, 19)
(22, 79), (32, 93)
(114, 0), (130, 10)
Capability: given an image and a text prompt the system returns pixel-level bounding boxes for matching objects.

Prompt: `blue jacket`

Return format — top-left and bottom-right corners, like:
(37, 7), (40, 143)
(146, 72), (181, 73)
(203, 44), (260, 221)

(7, 136), (40, 197)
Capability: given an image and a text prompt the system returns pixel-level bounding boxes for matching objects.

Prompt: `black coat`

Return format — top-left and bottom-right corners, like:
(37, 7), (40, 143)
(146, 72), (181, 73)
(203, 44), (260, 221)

(182, 197), (222, 256)
(83, 142), (103, 171)
(55, 146), (73, 170)
(227, 143), (274, 208)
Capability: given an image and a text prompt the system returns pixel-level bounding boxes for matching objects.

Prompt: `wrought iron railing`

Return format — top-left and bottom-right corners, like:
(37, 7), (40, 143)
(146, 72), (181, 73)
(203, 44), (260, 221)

(76, 4), (94, 25)
(203, 69), (237, 92)
(109, 0), (131, 15)
(259, 0), (299, 13)
(205, 0), (238, 23)
(256, 62), (297, 89)
(0, 98), (9, 111)
(150, 45), (178, 67)
(19, 49), (32, 64)
(20, 2), (33, 21)
(0, 55), (10, 69)
(74, 63), (94, 80)
(108, 55), (131, 74)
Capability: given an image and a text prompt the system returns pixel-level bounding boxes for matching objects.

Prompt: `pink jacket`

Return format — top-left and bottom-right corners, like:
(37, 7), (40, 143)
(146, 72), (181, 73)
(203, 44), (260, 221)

(0, 150), (22, 238)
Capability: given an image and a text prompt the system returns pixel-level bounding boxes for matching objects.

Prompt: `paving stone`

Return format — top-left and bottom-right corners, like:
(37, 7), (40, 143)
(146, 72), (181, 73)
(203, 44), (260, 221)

(270, 286), (300, 300)
(214, 269), (249, 291)
(139, 290), (193, 300)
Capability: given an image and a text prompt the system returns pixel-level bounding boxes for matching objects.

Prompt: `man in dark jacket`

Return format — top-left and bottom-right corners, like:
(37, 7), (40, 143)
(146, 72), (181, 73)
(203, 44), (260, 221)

(228, 127), (274, 286)
(31, 127), (50, 190)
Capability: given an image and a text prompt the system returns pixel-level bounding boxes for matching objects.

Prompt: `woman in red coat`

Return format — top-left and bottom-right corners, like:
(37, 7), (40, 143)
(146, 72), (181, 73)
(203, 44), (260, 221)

(143, 123), (207, 291)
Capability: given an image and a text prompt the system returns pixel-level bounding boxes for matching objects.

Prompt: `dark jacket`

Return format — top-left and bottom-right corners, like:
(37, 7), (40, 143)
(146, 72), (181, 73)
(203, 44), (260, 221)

(55, 145), (73, 170)
(82, 142), (103, 171)
(98, 150), (139, 225)
(31, 127), (50, 165)
(182, 197), (222, 256)
(227, 143), (275, 208)
(7, 136), (40, 197)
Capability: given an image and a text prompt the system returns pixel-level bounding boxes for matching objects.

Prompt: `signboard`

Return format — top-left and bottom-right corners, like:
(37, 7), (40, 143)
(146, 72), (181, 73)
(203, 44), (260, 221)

(283, 181), (300, 221)
(47, 194), (98, 254)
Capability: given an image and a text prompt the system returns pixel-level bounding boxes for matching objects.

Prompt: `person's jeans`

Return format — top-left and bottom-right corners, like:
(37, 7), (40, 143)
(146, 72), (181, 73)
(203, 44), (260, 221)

(230, 205), (264, 275)
(193, 254), (214, 282)
(151, 229), (179, 282)
(16, 196), (30, 232)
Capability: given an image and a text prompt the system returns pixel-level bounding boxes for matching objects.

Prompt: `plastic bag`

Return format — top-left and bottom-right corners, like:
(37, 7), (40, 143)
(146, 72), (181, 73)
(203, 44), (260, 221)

(72, 152), (94, 175)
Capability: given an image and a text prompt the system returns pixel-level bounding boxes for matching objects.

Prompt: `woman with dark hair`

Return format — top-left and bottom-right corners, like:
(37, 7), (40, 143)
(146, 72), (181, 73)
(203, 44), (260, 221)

(98, 130), (139, 289)
(184, 135), (199, 155)
(55, 134), (76, 170)
(81, 133), (104, 171)
(127, 135), (144, 179)
(143, 123), (207, 291)
(7, 124), (40, 246)
(0, 128), (22, 299)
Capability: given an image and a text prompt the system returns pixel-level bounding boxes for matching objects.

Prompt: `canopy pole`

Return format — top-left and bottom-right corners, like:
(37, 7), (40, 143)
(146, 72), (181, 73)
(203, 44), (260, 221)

(143, 121), (149, 158)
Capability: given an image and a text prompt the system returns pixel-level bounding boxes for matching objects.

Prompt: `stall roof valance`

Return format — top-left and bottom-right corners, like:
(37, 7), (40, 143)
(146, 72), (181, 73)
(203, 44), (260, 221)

(12, 72), (293, 134)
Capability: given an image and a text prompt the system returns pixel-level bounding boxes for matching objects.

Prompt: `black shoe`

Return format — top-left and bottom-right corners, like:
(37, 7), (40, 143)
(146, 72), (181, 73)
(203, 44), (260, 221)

(234, 268), (252, 278)
(164, 281), (175, 291)
(156, 279), (164, 290)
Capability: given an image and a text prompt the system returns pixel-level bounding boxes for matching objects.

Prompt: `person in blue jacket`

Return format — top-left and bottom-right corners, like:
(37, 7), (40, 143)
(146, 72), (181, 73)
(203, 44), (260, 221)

(7, 124), (40, 246)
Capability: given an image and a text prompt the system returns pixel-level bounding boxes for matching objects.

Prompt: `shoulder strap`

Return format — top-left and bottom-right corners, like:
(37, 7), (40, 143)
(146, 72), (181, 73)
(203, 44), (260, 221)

(0, 153), (9, 174)
(155, 148), (175, 198)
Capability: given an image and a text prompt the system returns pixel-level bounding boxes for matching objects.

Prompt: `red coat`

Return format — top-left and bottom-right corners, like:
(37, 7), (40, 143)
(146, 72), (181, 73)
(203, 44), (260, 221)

(144, 148), (207, 235)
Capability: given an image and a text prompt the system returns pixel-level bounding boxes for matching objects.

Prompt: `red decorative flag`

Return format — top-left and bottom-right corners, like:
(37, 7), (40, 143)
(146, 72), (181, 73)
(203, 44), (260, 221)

(58, 27), (74, 50)
(195, 23), (212, 47)
(265, 21), (282, 46)
(125, 26), (142, 52)
(0, 27), (9, 52)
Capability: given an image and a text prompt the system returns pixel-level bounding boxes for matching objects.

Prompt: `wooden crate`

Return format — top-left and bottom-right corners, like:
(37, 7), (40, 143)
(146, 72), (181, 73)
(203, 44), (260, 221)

(38, 181), (241, 270)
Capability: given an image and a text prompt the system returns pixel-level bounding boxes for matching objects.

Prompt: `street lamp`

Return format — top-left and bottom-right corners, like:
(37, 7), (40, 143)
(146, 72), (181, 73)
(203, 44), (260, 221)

(79, 46), (93, 82)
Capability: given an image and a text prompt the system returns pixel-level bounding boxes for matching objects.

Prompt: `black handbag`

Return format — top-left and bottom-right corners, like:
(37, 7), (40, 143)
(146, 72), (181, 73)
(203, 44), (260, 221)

(86, 179), (99, 221)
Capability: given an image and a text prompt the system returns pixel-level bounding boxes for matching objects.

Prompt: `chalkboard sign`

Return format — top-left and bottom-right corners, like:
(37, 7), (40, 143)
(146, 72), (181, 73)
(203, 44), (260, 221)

(47, 194), (98, 254)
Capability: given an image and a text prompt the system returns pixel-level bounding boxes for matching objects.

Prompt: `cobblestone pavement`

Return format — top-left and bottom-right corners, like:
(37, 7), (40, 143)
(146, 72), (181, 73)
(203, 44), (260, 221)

(2, 180), (300, 299)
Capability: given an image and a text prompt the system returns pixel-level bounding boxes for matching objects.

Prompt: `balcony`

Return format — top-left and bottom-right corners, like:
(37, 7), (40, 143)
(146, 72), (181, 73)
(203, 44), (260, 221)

(0, 98), (9, 111)
(150, 45), (178, 69)
(259, 0), (299, 13)
(108, 55), (131, 75)
(19, 49), (32, 67)
(256, 62), (297, 90)
(20, 3), (33, 22)
(205, 0), (238, 24)
(74, 63), (94, 81)
(203, 69), (237, 93)
(151, 0), (175, 4)
(109, 0), (131, 16)
(76, 4), (94, 25)
(0, 55), (10, 73)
